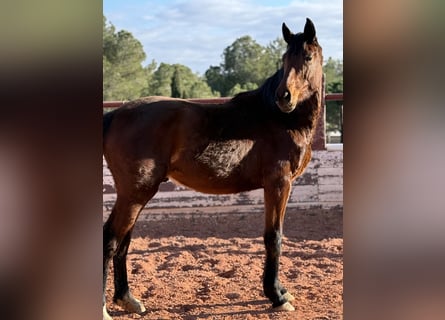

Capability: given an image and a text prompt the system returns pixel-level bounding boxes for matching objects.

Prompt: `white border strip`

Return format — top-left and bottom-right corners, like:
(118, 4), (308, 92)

(326, 143), (343, 151)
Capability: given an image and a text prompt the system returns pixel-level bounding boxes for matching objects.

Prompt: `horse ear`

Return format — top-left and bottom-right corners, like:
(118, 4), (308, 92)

(304, 18), (316, 43)
(282, 22), (293, 44)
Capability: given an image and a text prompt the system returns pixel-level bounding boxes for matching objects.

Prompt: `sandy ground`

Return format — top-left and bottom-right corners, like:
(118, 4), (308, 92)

(105, 207), (343, 320)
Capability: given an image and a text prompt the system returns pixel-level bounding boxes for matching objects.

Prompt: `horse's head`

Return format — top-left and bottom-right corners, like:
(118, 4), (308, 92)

(275, 18), (323, 113)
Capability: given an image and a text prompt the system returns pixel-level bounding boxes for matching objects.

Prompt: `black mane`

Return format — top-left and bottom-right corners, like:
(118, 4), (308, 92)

(231, 68), (284, 111)
(257, 68), (284, 109)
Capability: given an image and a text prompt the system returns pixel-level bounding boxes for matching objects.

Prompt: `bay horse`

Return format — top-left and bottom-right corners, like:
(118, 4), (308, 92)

(103, 18), (323, 319)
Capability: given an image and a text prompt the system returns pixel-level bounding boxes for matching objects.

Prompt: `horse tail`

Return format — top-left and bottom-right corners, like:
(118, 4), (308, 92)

(103, 110), (115, 146)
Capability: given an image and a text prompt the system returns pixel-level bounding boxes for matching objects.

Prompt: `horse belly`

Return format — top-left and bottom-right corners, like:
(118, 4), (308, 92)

(169, 139), (260, 194)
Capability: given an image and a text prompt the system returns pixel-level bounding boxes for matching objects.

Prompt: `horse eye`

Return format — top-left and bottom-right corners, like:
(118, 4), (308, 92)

(304, 54), (312, 62)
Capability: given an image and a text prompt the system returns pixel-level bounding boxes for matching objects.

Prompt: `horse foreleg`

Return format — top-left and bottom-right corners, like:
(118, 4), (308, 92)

(263, 176), (295, 311)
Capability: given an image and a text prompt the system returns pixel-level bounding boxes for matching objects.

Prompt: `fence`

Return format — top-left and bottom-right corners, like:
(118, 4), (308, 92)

(103, 93), (343, 216)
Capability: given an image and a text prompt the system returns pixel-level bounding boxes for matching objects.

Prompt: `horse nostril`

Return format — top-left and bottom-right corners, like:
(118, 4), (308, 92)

(283, 90), (290, 103)
(276, 90), (291, 103)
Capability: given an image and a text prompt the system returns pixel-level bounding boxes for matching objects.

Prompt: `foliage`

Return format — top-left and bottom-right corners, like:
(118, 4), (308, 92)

(323, 57), (344, 138)
(205, 36), (286, 96)
(171, 66), (184, 98)
(103, 16), (148, 100)
(145, 63), (217, 98)
(222, 36), (265, 91)
(324, 57), (343, 93)
(227, 82), (258, 96)
(104, 16), (217, 100)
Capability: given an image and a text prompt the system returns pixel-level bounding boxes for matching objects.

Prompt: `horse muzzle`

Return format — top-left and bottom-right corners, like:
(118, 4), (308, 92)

(275, 89), (298, 113)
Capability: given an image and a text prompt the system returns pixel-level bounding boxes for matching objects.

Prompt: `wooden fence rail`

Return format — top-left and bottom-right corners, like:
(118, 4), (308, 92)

(103, 93), (342, 108)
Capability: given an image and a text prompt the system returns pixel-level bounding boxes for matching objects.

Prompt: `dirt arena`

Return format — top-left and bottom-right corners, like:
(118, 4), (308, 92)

(105, 207), (343, 320)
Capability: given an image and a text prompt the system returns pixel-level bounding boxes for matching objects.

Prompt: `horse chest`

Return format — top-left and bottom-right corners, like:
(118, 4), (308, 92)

(289, 142), (312, 180)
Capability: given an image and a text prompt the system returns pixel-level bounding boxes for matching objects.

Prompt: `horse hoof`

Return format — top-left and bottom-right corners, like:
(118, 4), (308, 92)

(273, 301), (295, 312)
(115, 292), (146, 314)
(282, 291), (295, 302)
(103, 305), (113, 320)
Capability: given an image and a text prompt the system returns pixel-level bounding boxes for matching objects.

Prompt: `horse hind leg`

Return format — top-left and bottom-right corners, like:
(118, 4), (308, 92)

(103, 177), (163, 318)
(103, 199), (149, 318)
(112, 227), (145, 313)
(104, 217), (119, 319)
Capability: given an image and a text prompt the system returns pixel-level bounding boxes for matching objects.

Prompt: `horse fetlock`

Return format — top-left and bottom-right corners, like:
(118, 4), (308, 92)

(282, 291), (295, 302)
(273, 301), (295, 312)
(263, 285), (279, 302)
(103, 305), (113, 320)
(115, 292), (146, 314)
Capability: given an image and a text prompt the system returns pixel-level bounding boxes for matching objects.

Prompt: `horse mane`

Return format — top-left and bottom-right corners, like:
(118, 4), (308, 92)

(231, 68), (284, 111)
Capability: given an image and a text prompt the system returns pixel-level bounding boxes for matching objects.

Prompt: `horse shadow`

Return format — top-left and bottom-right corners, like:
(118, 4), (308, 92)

(109, 299), (273, 319)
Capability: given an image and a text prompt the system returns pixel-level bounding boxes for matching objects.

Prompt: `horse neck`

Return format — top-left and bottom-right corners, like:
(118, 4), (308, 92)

(258, 69), (322, 139)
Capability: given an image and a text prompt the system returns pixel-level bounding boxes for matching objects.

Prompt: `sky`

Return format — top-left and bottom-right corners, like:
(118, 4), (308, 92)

(104, 0), (343, 75)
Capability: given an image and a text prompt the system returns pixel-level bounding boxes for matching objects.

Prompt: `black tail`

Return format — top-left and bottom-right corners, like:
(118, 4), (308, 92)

(103, 110), (116, 145)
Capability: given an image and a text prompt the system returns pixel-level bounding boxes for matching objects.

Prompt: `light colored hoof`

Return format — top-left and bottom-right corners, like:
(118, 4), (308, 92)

(115, 292), (146, 314)
(103, 305), (113, 320)
(273, 301), (295, 312)
(283, 291), (295, 302)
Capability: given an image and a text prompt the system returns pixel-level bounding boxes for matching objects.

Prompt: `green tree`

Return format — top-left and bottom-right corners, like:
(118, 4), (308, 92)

(205, 36), (286, 96)
(147, 62), (173, 96)
(148, 63), (217, 98)
(103, 16), (147, 100)
(323, 57), (343, 141)
(171, 66), (183, 98)
(264, 37), (287, 75)
(189, 81), (216, 98)
(324, 57), (343, 93)
(205, 66), (227, 97)
(227, 82), (258, 96)
(222, 36), (264, 92)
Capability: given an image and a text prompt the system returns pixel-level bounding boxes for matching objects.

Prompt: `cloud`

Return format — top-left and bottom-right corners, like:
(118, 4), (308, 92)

(104, 0), (342, 74)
